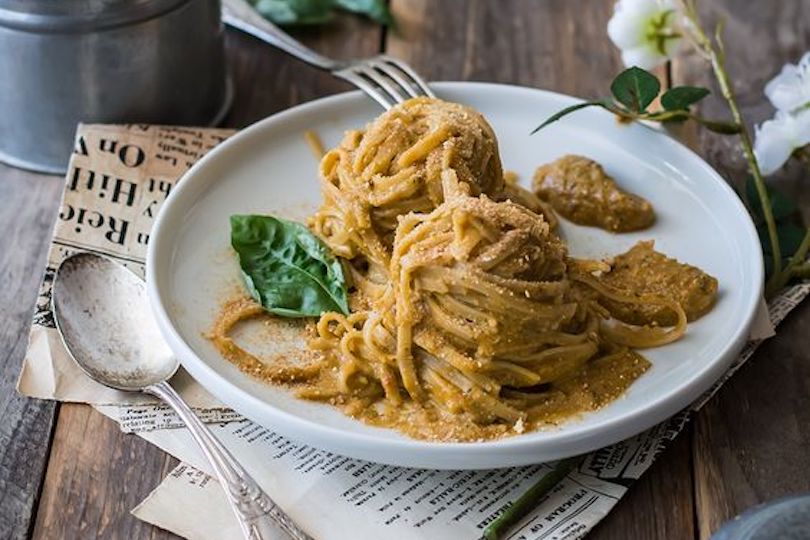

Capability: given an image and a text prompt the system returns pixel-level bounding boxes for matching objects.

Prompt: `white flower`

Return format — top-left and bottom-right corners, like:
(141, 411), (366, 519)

(764, 52), (810, 113)
(607, 0), (683, 69)
(754, 109), (810, 175)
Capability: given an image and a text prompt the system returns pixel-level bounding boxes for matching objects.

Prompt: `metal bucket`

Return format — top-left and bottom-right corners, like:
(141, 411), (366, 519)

(0, 0), (231, 174)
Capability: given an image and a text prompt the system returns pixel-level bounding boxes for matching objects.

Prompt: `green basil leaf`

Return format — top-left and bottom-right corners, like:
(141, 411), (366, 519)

(661, 86), (710, 110)
(251, 0), (334, 25)
(531, 101), (611, 134)
(230, 215), (349, 317)
(334, 0), (393, 25)
(745, 176), (797, 223)
(610, 67), (661, 113)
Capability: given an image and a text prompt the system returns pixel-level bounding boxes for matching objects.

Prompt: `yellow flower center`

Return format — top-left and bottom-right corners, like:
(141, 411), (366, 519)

(645, 9), (681, 56)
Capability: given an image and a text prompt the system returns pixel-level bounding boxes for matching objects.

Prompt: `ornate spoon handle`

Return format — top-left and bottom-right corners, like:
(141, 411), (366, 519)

(147, 381), (313, 540)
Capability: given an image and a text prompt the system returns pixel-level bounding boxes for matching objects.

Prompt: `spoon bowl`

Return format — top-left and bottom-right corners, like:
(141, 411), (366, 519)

(52, 252), (178, 391)
(51, 252), (307, 539)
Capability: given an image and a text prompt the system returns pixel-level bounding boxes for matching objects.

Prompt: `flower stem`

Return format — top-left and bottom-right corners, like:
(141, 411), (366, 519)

(790, 261), (810, 279)
(665, 60), (674, 91)
(680, 1), (783, 296)
(768, 228), (810, 294)
(482, 456), (583, 540)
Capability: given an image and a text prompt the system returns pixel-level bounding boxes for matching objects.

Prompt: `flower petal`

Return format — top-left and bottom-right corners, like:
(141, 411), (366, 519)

(794, 107), (810, 147)
(621, 46), (667, 70)
(608, 9), (646, 48)
(764, 52), (810, 112)
(607, 0), (681, 68)
(754, 114), (797, 175)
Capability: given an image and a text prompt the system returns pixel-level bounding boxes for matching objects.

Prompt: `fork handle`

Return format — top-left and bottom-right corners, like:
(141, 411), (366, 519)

(222, 0), (345, 71)
(146, 381), (312, 540)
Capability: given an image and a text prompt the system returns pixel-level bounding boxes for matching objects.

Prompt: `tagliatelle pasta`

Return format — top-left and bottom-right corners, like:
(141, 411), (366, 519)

(210, 97), (717, 442)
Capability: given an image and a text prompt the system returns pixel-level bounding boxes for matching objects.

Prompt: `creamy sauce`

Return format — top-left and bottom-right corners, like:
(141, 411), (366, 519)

(533, 154), (655, 232)
(598, 240), (718, 326)
(349, 349), (649, 441)
(209, 298), (650, 442)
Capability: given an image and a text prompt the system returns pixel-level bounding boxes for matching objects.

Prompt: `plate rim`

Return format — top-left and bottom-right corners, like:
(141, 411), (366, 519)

(147, 81), (764, 468)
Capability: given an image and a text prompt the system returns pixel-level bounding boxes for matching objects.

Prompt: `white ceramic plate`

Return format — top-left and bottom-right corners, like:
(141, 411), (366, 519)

(147, 82), (763, 470)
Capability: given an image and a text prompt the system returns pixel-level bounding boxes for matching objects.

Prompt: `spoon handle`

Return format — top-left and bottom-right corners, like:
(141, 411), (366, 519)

(146, 381), (312, 540)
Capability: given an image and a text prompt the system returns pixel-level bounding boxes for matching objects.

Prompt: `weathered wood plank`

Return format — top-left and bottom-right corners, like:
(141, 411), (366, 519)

(387, 0), (623, 94)
(32, 405), (180, 540)
(29, 16), (383, 540)
(591, 428), (695, 540)
(672, 1), (810, 537)
(693, 309), (810, 538)
(0, 164), (63, 539)
(386, 2), (696, 538)
(224, 13), (383, 127)
(693, 310), (810, 538)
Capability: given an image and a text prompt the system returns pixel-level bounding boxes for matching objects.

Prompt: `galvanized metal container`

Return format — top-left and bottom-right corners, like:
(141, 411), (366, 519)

(0, 0), (231, 174)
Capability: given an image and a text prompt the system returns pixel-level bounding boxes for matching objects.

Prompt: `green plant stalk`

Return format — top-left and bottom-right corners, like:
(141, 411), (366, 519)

(680, 1), (784, 296)
(791, 261), (810, 279)
(770, 228), (810, 292)
(482, 456), (583, 540)
(641, 109), (740, 130)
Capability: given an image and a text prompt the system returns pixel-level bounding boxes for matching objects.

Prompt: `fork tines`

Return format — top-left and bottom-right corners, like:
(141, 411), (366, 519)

(335, 55), (435, 110)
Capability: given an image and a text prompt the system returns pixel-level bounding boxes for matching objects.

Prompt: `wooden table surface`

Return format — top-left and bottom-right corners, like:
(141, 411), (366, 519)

(2, 1), (809, 538)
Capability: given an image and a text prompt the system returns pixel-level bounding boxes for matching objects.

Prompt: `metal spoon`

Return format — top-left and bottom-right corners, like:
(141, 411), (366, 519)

(51, 252), (311, 540)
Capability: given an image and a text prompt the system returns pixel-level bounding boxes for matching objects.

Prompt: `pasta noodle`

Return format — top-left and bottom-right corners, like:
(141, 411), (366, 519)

(309, 171), (685, 429)
(308, 97), (554, 276)
(212, 97), (716, 441)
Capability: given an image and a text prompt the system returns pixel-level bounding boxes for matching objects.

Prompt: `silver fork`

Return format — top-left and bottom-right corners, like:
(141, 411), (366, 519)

(221, 0), (435, 110)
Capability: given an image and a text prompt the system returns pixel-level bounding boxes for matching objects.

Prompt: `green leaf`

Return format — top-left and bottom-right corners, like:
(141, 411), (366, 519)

(531, 101), (610, 134)
(251, 0), (334, 25)
(230, 215), (349, 317)
(610, 67), (661, 113)
(334, 0), (393, 25)
(661, 86), (710, 110)
(250, 0), (393, 25)
(745, 176), (797, 223)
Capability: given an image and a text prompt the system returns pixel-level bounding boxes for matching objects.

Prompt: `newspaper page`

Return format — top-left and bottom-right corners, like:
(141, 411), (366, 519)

(17, 124), (239, 428)
(16, 123), (810, 540)
(106, 404), (626, 540)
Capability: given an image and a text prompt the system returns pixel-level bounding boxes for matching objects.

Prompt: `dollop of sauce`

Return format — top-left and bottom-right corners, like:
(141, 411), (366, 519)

(533, 155), (655, 232)
(597, 240), (718, 326)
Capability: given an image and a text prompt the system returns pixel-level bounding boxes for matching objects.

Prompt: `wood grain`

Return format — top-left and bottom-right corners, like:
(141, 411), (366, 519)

(0, 165), (63, 539)
(32, 405), (179, 540)
(27, 15), (383, 540)
(591, 428), (696, 540)
(692, 310), (810, 539)
(692, 305), (810, 536)
(387, 0), (623, 95)
(224, 12), (382, 127)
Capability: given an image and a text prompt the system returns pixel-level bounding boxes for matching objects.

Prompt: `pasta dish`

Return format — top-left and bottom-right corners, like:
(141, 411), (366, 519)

(210, 97), (718, 442)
